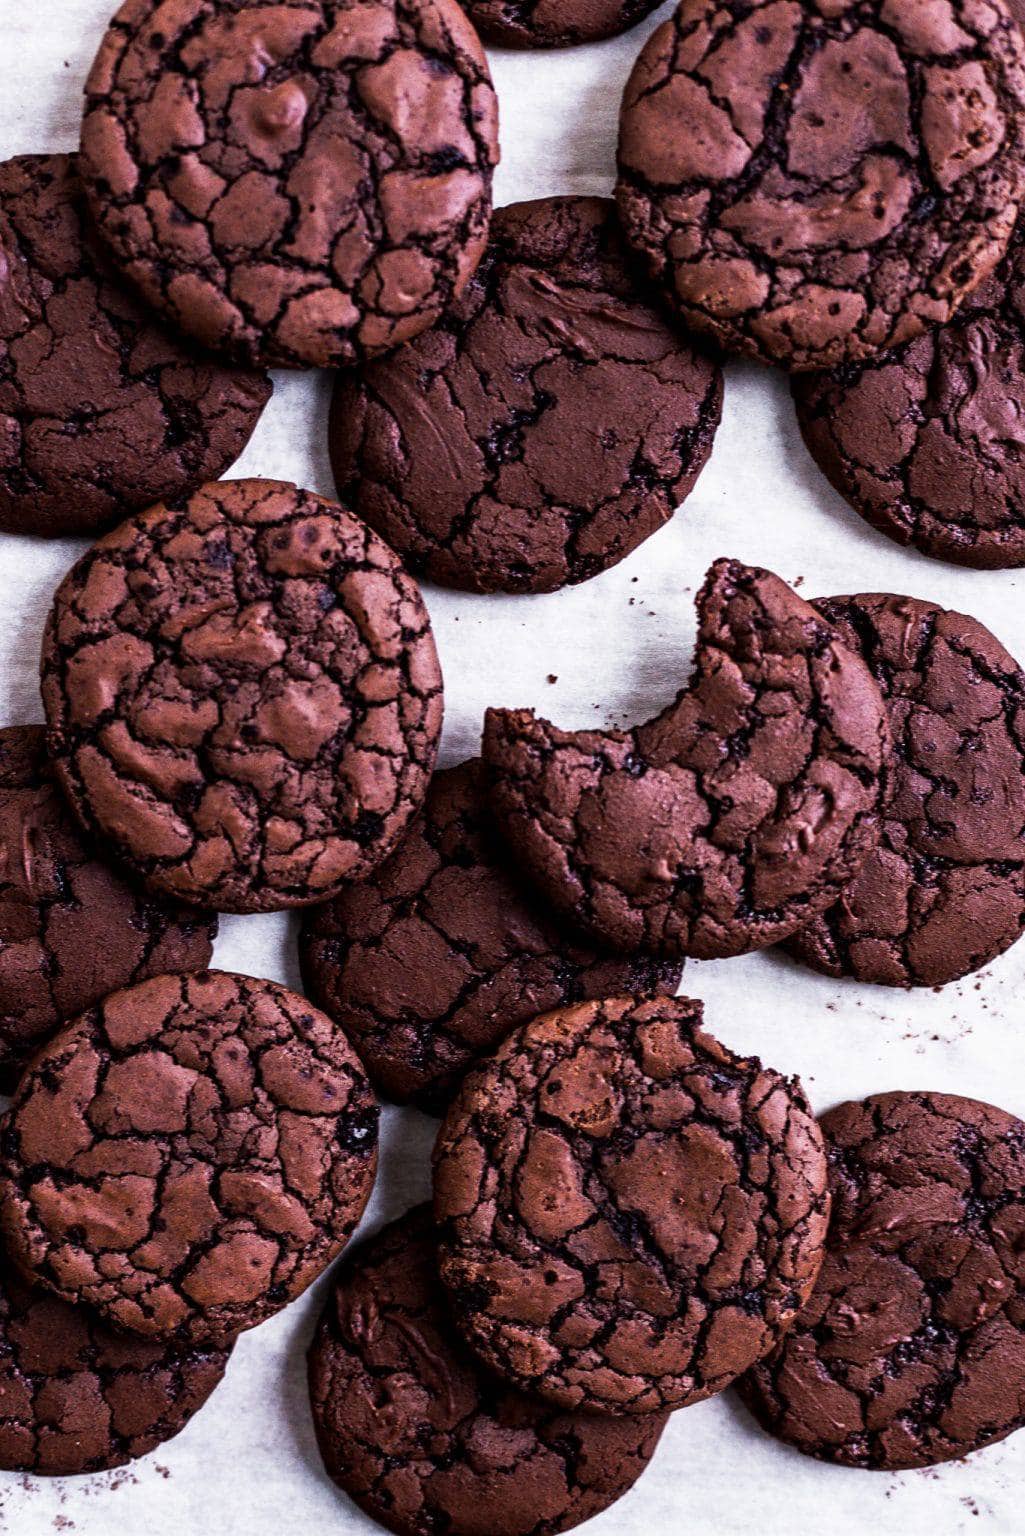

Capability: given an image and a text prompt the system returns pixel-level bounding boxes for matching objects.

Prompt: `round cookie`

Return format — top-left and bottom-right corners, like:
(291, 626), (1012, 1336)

(0, 1269), (231, 1476)
(616, 0), (1025, 372)
(434, 995), (830, 1415)
(792, 227), (1025, 567)
(0, 724), (216, 1093)
(0, 153), (270, 538)
(41, 479), (444, 915)
(308, 1206), (668, 1536)
(460, 0), (660, 47)
(79, 0), (499, 370)
(329, 197), (722, 595)
(299, 758), (683, 1110)
(785, 594), (1025, 988)
(0, 970), (379, 1346)
(739, 1091), (1025, 1470)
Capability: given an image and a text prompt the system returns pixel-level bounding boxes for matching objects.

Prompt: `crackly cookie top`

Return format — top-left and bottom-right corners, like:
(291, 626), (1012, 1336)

(0, 152), (270, 537)
(299, 758), (683, 1110)
(0, 970), (379, 1346)
(0, 1267), (230, 1476)
(78, 0), (499, 370)
(739, 1090), (1025, 1469)
(308, 1206), (668, 1536)
(433, 995), (829, 1415)
(0, 724), (216, 1094)
(41, 478), (444, 914)
(616, 0), (1025, 371)
(329, 197), (722, 595)
(461, 0), (661, 47)
(786, 594), (1025, 987)
(483, 559), (890, 961)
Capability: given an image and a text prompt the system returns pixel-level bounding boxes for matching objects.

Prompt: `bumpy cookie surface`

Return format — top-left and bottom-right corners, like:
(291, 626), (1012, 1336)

(786, 595), (1025, 987)
(0, 970), (379, 1345)
(459, 0), (661, 47)
(0, 153), (270, 537)
(0, 725), (216, 1093)
(308, 1206), (668, 1536)
(41, 478), (443, 914)
(0, 1269), (230, 1475)
(330, 197), (722, 595)
(483, 559), (890, 960)
(740, 1091), (1025, 1469)
(616, 0), (1025, 371)
(434, 995), (829, 1415)
(79, 0), (499, 369)
(299, 758), (683, 1109)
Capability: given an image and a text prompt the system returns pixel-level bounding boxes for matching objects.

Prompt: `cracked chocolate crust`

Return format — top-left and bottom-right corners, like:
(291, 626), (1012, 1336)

(308, 1205), (668, 1536)
(0, 724), (216, 1095)
(738, 1090), (1025, 1470)
(0, 1267), (231, 1476)
(459, 0), (661, 47)
(482, 559), (890, 961)
(0, 970), (379, 1347)
(615, 0), (1025, 372)
(298, 758), (683, 1111)
(329, 196), (723, 595)
(0, 152), (270, 538)
(78, 0), (499, 370)
(433, 995), (830, 1415)
(785, 594), (1025, 987)
(41, 478), (444, 915)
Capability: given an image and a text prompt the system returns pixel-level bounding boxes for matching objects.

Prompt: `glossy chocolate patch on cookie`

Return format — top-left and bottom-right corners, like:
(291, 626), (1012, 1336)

(434, 995), (829, 1415)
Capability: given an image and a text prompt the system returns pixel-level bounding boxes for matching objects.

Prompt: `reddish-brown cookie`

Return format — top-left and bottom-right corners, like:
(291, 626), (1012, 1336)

(79, 0), (499, 370)
(308, 1206), (668, 1536)
(0, 1269), (231, 1476)
(299, 758), (683, 1110)
(41, 479), (444, 915)
(0, 724), (216, 1094)
(616, 0), (1025, 371)
(786, 595), (1025, 988)
(0, 153), (270, 538)
(0, 970), (379, 1346)
(459, 0), (660, 47)
(434, 995), (830, 1415)
(329, 197), (722, 595)
(739, 1091), (1025, 1470)
(483, 559), (890, 961)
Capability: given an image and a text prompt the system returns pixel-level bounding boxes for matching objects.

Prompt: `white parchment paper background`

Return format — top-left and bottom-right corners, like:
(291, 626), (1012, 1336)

(2, 2), (1025, 1530)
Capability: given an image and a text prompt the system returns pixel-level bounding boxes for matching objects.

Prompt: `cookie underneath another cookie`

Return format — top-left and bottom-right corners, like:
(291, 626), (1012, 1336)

(459, 0), (661, 48)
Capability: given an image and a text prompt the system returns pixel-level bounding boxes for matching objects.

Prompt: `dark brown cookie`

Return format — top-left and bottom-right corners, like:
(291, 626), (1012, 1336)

(0, 970), (379, 1346)
(79, 0), (499, 370)
(329, 197), (722, 595)
(616, 0), (1025, 372)
(0, 1268), (230, 1476)
(0, 724), (216, 1094)
(460, 0), (661, 47)
(0, 153), (270, 539)
(299, 758), (683, 1110)
(785, 595), (1025, 988)
(308, 1206), (668, 1536)
(483, 559), (890, 961)
(41, 478), (444, 915)
(434, 995), (830, 1415)
(739, 1091), (1025, 1470)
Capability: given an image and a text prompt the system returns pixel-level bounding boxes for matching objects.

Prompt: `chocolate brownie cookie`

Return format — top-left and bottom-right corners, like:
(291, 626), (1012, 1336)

(309, 1206), (668, 1536)
(616, 0), (1025, 371)
(41, 479), (443, 914)
(79, 0), (499, 370)
(329, 197), (722, 595)
(299, 758), (683, 1110)
(786, 595), (1025, 988)
(460, 0), (660, 47)
(0, 724), (216, 1093)
(0, 153), (270, 539)
(0, 1269), (230, 1475)
(739, 1091), (1025, 1469)
(483, 559), (890, 960)
(434, 995), (830, 1415)
(0, 970), (378, 1346)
